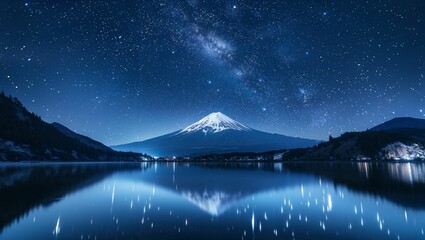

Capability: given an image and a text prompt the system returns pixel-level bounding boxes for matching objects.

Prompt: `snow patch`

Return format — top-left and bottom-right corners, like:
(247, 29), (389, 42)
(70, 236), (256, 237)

(178, 112), (251, 134)
(273, 152), (286, 160)
(381, 142), (425, 160)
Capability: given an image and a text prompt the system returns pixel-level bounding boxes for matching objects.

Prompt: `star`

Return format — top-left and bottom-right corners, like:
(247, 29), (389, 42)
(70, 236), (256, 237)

(0, 0), (423, 144)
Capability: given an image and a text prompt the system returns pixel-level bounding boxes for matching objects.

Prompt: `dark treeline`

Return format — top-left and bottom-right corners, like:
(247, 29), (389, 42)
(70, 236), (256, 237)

(0, 92), (149, 161)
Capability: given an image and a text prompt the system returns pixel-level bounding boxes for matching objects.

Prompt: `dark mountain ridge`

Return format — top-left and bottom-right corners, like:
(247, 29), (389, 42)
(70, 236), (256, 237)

(371, 117), (425, 131)
(0, 92), (149, 161)
(51, 122), (112, 152)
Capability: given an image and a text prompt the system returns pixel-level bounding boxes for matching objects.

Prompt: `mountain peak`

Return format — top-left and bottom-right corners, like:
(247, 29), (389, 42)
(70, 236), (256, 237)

(179, 112), (251, 134)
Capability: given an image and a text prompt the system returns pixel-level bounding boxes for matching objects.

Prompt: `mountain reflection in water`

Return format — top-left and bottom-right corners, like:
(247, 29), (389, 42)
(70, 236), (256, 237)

(0, 162), (424, 240)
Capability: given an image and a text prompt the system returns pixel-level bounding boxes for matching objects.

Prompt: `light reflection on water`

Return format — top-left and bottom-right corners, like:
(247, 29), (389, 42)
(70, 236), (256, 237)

(0, 162), (425, 239)
(356, 162), (425, 184)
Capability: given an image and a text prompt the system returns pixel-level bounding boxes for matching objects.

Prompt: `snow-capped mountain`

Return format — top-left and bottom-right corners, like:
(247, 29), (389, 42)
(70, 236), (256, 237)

(179, 112), (251, 134)
(112, 112), (319, 157)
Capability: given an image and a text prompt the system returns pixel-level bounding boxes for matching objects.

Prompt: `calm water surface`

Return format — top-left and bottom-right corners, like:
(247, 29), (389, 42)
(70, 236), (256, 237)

(1, 162), (425, 239)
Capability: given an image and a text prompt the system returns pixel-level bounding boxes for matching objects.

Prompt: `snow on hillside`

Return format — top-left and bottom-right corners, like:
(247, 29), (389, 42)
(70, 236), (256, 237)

(178, 112), (251, 135)
(380, 142), (425, 160)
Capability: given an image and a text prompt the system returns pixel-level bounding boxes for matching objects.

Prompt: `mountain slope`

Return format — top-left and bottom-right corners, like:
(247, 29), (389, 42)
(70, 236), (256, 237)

(371, 117), (425, 142)
(281, 128), (425, 161)
(371, 117), (425, 131)
(51, 122), (112, 152)
(112, 112), (319, 157)
(0, 92), (147, 161)
(206, 118), (425, 162)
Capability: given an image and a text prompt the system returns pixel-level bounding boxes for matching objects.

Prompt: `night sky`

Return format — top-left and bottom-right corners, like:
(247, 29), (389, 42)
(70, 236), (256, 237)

(1, 0), (424, 145)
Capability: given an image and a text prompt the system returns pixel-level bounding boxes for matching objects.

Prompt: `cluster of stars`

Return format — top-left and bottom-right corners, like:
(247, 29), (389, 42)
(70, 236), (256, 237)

(0, 0), (424, 144)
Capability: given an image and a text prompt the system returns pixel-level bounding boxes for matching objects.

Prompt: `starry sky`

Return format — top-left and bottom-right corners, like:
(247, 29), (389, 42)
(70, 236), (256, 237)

(1, 0), (424, 145)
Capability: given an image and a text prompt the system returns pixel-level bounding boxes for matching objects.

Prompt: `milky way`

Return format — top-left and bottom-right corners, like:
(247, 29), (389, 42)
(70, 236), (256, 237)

(0, 0), (424, 144)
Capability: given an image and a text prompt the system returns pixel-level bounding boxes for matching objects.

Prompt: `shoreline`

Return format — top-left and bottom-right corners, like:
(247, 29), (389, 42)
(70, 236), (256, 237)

(0, 159), (424, 165)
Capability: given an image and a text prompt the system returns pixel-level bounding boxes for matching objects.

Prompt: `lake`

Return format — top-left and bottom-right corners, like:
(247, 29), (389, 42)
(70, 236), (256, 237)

(1, 162), (425, 239)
